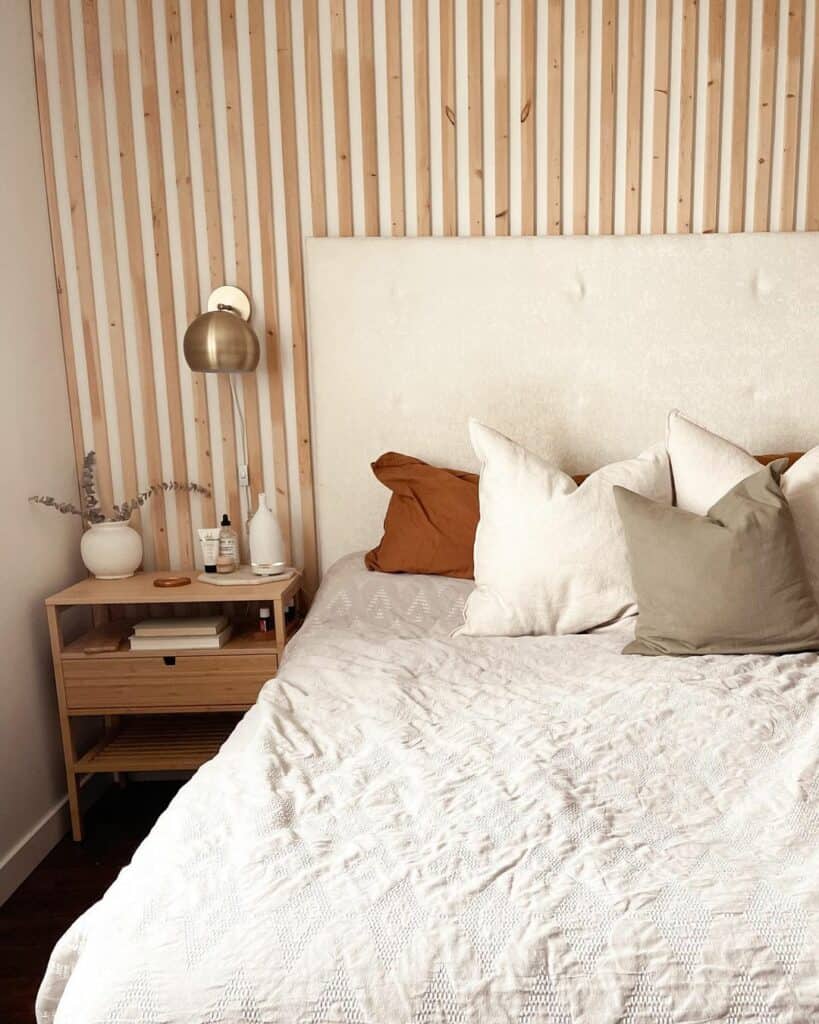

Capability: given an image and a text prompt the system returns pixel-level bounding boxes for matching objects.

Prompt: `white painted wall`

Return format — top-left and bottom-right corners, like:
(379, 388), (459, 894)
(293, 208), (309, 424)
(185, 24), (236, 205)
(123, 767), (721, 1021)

(0, 0), (85, 905)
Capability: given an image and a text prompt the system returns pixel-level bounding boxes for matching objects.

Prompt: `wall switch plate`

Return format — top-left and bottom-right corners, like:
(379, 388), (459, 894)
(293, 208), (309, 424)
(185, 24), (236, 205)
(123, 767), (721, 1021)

(238, 464), (249, 487)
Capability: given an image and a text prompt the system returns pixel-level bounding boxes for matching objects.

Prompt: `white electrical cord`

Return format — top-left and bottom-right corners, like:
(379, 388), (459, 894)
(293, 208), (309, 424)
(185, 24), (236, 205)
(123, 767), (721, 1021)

(229, 373), (252, 518)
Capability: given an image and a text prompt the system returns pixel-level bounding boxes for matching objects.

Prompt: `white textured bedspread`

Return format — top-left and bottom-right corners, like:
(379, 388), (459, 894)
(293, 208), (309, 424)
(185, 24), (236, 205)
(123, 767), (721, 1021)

(38, 556), (819, 1022)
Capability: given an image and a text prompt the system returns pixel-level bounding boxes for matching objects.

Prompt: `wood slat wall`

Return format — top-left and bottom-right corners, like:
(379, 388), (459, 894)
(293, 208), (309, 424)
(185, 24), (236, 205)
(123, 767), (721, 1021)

(31, 0), (819, 592)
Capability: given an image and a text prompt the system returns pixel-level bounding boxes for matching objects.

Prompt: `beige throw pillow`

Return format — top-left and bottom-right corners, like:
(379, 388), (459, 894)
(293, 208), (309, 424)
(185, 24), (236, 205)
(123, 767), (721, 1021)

(615, 461), (819, 656)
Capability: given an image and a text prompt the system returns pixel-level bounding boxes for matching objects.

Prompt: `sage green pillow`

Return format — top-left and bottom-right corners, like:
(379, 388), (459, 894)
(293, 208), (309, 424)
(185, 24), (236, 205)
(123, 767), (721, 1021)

(614, 460), (819, 656)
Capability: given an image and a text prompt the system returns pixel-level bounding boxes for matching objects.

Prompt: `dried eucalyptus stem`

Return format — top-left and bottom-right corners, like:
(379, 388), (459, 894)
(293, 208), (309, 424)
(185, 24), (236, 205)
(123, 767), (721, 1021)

(110, 481), (212, 523)
(29, 451), (211, 525)
(27, 496), (84, 517)
(81, 450), (104, 523)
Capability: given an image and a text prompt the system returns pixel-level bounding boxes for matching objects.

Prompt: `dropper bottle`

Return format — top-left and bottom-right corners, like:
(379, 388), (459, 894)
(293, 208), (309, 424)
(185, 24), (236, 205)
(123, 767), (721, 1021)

(218, 513), (239, 571)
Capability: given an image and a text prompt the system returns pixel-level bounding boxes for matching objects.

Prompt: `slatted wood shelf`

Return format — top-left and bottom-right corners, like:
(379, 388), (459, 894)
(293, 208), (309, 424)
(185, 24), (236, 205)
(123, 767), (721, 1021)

(75, 715), (242, 773)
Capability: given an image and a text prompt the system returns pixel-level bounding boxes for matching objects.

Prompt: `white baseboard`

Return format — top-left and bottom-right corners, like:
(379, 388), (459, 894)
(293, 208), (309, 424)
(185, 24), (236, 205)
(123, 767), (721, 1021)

(0, 775), (110, 908)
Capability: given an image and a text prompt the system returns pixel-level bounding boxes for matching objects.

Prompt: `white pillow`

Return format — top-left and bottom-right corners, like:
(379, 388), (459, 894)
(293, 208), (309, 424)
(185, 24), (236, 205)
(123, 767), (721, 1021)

(457, 420), (672, 636)
(665, 410), (761, 515)
(667, 409), (819, 593)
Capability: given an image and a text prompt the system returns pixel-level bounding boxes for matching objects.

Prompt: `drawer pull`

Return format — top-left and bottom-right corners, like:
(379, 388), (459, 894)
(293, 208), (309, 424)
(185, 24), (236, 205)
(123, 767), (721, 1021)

(163, 656), (176, 667)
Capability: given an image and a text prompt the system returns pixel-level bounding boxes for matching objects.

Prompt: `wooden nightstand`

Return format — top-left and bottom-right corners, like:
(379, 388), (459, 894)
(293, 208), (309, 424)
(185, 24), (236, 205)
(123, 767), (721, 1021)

(45, 570), (303, 840)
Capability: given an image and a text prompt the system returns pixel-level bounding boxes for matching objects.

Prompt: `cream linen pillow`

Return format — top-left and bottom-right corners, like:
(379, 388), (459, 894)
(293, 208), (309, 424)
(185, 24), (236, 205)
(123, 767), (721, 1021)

(457, 420), (672, 636)
(666, 409), (819, 594)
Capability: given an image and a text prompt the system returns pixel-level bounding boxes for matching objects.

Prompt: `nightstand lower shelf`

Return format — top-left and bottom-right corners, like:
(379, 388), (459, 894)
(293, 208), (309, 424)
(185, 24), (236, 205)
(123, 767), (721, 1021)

(75, 714), (242, 773)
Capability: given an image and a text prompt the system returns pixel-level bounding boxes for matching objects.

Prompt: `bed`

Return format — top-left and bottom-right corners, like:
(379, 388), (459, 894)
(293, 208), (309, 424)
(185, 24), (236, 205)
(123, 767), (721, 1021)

(38, 233), (819, 1021)
(38, 553), (819, 1022)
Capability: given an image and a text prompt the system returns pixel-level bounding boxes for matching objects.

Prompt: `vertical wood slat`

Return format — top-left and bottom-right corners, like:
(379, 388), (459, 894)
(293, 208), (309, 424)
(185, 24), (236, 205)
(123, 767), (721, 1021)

(440, 0), (457, 234)
(30, 0), (86, 486)
(599, 0), (616, 233)
(625, 0), (644, 234)
(652, 0), (672, 233)
(331, 0), (355, 236)
(754, 0), (779, 229)
(109, 0), (170, 567)
(385, 0), (405, 234)
(730, 0), (753, 230)
(780, 0), (804, 230)
(495, 0), (510, 233)
(703, 0), (726, 233)
(137, 0), (195, 567)
(53, 0), (115, 514)
(303, 0), (327, 237)
(547, 0), (562, 234)
(573, 0), (589, 234)
(532, 0), (546, 234)
(520, 0), (536, 235)
(400, 0), (418, 235)
(808, 0), (819, 228)
(189, 0), (241, 538)
(358, 0), (380, 235)
(677, 0), (698, 232)
(468, 0), (484, 234)
(247, 0), (291, 547)
(275, 0), (318, 594)
(414, 0), (432, 234)
(164, 0), (216, 528)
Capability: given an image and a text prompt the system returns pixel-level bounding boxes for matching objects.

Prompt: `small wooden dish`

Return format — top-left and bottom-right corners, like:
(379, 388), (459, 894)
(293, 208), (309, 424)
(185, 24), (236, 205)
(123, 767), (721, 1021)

(153, 575), (192, 588)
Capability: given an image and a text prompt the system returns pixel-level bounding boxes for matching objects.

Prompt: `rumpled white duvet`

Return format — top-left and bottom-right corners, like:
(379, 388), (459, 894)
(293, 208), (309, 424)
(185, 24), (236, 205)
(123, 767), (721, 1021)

(37, 555), (819, 1023)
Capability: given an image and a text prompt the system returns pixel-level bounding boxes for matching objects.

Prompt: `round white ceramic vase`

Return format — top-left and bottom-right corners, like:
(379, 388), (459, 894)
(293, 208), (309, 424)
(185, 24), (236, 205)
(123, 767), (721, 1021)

(80, 521), (143, 579)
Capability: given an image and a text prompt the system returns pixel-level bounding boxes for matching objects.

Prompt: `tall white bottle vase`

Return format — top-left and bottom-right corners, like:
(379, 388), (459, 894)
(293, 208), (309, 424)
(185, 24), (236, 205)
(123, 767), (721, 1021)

(248, 492), (286, 575)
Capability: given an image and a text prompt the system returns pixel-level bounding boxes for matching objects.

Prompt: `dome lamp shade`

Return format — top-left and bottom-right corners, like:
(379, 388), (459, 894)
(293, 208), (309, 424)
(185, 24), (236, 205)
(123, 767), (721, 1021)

(183, 285), (260, 373)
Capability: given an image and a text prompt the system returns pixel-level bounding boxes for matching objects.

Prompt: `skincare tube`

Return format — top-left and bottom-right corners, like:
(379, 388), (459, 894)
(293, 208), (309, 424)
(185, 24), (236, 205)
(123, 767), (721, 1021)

(198, 527), (221, 573)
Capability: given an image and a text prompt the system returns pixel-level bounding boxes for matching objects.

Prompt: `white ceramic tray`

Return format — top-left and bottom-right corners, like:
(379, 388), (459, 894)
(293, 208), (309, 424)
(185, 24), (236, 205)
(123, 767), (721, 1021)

(197, 566), (296, 586)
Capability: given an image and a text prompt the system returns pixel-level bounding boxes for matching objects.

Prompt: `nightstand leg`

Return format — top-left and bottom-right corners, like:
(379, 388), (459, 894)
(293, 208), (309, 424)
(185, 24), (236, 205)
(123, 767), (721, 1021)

(47, 605), (84, 842)
(273, 600), (286, 648)
(66, 768), (82, 842)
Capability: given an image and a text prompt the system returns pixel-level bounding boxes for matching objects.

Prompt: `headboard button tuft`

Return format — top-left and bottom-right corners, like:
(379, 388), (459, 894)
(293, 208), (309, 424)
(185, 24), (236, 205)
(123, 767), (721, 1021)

(752, 270), (772, 297)
(569, 276), (586, 301)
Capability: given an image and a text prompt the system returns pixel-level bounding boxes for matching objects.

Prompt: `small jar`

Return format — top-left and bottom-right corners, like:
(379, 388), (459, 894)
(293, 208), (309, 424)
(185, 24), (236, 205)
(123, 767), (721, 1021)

(216, 552), (235, 574)
(259, 606), (273, 633)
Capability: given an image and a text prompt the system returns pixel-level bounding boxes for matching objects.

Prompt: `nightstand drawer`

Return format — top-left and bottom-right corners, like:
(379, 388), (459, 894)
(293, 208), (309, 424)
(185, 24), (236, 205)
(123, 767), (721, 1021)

(62, 653), (278, 712)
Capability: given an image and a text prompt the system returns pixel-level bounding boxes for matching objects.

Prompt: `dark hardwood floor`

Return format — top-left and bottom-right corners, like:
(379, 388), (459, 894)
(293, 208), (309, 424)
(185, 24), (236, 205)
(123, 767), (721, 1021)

(0, 781), (182, 1024)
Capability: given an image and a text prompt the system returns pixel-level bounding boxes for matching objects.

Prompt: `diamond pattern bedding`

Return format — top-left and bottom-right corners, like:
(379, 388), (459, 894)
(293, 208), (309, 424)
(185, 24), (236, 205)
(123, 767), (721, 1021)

(37, 555), (819, 1022)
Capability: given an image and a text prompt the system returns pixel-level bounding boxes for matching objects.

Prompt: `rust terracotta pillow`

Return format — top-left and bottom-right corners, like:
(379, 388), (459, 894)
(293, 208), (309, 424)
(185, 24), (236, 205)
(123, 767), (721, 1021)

(365, 453), (479, 578)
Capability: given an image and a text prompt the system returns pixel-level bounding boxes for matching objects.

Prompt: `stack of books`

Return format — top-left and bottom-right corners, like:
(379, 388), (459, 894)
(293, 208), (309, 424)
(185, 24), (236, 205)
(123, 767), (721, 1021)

(129, 615), (233, 651)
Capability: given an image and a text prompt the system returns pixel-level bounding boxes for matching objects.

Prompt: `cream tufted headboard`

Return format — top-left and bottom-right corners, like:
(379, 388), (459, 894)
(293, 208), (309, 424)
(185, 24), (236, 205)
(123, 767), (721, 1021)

(305, 233), (819, 575)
